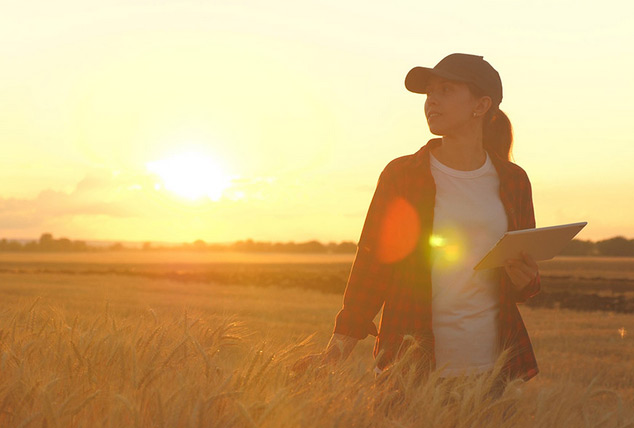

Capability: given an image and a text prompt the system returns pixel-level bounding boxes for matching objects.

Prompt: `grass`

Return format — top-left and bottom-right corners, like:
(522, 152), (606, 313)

(0, 258), (633, 427)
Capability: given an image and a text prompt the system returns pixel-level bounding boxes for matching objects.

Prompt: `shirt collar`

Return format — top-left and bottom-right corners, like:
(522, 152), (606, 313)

(414, 138), (514, 182)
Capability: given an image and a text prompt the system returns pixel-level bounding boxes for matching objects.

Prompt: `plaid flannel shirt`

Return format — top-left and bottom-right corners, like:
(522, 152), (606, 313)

(334, 138), (540, 381)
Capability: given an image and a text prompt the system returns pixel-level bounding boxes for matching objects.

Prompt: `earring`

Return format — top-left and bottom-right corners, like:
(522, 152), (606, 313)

(472, 112), (477, 118)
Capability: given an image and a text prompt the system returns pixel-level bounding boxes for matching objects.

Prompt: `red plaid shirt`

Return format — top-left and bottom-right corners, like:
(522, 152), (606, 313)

(334, 138), (540, 381)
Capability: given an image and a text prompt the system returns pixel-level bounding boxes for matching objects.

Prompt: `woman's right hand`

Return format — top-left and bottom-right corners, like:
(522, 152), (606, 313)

(291, 347), (341, 374)
(291, 352), (326, 375)
(290, 333), (357, 375)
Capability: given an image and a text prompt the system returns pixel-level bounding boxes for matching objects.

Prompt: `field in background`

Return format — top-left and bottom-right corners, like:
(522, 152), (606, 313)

(539, 257), (634, 280)
(2, 251), (634, 278)
(2, 252), (634, 311)
(1, 253), (633, 426)
(0, 251), (356, 265)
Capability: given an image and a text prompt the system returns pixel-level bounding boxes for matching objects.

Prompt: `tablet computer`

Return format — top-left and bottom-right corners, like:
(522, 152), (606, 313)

(474, 221), (587, 270)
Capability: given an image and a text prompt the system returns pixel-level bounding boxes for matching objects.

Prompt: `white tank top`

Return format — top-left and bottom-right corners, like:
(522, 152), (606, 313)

(429, 151), (507, 377)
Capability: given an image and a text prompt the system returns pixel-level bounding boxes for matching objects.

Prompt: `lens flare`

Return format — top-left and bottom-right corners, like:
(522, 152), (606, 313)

(376, 197), (420, 264)
(429, 234), (446, 247)
(429, 228), (465, 267)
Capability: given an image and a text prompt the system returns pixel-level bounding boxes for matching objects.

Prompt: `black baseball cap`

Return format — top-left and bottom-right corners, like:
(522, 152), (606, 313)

(405, 53), (503, 106)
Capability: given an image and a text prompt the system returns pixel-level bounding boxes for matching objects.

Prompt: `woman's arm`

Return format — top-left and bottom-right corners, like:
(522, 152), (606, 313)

(333, 168), (395, 339)
(506, 171), (541, 303)
(292, 168), (395, 374)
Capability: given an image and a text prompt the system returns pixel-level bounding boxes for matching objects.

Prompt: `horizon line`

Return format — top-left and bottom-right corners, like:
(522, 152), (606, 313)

(2, 234), (634, 246)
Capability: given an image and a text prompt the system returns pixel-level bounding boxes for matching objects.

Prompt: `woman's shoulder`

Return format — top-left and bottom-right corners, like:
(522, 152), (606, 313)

(381, 141), (437, 179)
(384, 153), (418, 174)
(490, 154), (532, 184)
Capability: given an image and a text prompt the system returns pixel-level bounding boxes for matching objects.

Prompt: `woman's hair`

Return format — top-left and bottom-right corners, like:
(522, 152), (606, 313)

(467, 83), (513, 161)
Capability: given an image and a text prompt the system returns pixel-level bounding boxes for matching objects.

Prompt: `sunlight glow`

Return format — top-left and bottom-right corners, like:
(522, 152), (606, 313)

(619, 327), (627, 339)
(146, 152), (232, 201)
(429, 229), (465, 267)
(429, 234), (446, 247)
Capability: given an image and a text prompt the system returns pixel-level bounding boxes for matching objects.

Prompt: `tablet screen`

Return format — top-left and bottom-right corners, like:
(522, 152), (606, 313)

(474, 222), (587, 270)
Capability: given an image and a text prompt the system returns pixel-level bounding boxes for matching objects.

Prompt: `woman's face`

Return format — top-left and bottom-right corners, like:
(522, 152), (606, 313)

(423, 76), (482, 137)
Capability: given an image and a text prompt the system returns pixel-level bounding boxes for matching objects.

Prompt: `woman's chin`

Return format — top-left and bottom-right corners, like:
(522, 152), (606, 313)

(426, 121), (446, 136)
(428, 126), (445, 136)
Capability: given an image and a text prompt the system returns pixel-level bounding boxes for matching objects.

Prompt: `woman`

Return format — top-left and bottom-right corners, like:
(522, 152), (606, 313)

(295, 53), (540, 387)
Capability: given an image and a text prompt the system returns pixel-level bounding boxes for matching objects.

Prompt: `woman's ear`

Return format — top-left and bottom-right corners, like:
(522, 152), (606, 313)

(474, 96), (492, 117)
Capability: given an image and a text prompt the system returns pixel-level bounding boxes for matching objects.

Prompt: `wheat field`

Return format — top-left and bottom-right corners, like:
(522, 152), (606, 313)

(1, 259), (633, 427)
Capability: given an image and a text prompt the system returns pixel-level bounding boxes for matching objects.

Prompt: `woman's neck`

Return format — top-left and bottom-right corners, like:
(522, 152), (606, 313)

(432, 135), (486, 171)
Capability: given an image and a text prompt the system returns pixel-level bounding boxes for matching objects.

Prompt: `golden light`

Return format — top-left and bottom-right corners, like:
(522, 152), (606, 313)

(146, 152), (232, 201)
(429, 229), (465, 266)
(429, 234), (446, 247)
(376, 197), (420, 264)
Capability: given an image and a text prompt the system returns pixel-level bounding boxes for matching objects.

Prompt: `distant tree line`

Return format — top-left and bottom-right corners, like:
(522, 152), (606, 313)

(560, 237), (634, 257)
(130, 239), (358, 253)
(1, 233), (634, 256)
(0, 233), (90, 252)
(183, 239), (357, 254)
(0, 234), (358, 254)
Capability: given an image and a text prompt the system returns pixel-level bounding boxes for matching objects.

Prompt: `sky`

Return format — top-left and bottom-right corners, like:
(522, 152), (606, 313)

(1, 0), (633, 244)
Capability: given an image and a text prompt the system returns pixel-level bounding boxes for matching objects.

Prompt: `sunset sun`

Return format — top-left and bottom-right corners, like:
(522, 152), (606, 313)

(146, 152), (232, 201)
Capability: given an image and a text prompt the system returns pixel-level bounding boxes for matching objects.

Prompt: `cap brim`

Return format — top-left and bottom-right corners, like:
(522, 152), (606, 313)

(404, 66), (471, 94)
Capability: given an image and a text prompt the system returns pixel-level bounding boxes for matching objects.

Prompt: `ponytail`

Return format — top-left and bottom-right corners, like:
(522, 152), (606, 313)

(467, 82), (514, 162)
(483, 108), (513, 162)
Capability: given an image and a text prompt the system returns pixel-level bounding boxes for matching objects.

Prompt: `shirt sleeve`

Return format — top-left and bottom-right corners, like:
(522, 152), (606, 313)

(512, 171), (541, 303)
(333, 168), (394, 339)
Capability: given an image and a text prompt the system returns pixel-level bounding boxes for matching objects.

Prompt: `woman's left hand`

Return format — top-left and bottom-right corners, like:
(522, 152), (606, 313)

(504, 251), (538, 292)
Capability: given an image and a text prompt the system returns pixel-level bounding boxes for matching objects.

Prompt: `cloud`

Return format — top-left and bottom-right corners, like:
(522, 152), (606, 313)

(0, 172), (134, 231)
(0, 166), (372, 242)
(0, 168), (278, 236)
